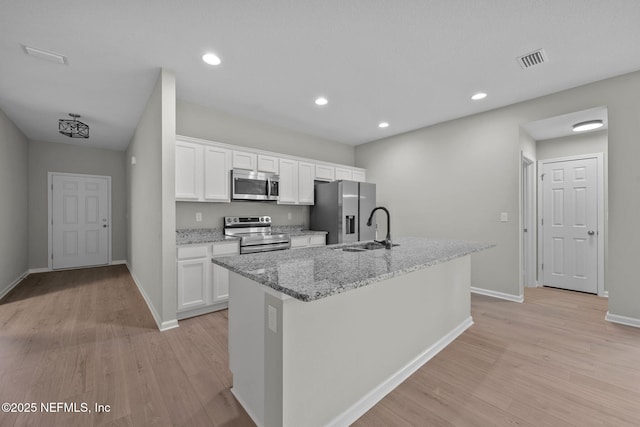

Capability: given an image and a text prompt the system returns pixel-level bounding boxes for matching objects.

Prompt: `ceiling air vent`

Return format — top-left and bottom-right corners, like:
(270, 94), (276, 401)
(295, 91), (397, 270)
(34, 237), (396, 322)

(517, 49), (546, 69)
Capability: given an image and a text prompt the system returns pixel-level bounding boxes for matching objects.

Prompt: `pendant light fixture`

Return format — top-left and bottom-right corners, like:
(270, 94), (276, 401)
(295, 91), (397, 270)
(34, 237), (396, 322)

(572, 120), (603, 132)
(59, 113), (89, 138)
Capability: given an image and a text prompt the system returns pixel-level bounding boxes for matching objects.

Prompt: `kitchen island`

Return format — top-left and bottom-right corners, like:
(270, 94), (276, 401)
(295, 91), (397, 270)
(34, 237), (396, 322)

(212, 237), (492, 427)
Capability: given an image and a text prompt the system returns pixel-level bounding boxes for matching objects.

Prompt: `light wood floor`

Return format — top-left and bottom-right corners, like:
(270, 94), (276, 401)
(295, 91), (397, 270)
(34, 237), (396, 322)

(1, 266), (639, 426)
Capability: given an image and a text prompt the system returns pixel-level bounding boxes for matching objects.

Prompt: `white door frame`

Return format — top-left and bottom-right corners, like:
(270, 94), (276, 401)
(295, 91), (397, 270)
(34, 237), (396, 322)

(521, 154), (536, 288)
(48, 172), (112, 270)
(537, 153), (605, 296)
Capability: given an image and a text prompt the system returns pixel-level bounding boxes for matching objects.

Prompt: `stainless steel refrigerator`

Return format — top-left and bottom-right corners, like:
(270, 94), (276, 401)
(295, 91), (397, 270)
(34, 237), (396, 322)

(310, 180), (376, 244)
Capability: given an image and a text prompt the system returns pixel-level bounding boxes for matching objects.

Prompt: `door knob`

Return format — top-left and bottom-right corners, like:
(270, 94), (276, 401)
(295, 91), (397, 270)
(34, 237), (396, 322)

(103, 224), (109, 228)
(587, 230), (595, 236)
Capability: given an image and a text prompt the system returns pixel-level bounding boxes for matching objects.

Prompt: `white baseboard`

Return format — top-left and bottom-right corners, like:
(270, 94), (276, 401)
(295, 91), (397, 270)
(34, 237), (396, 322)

(125, 263), (178, 332)
(231, 388), (263, 427)
(0, 270), (29, 301)
(471, 286), (524, 303)
(602, 291), (609, 298)
(605, 312), (640, 329)
(111, 259), (127, 265)
(326, 316), (474, 427)
(28, 267), (50, 274)
(28, 260), (127, 275)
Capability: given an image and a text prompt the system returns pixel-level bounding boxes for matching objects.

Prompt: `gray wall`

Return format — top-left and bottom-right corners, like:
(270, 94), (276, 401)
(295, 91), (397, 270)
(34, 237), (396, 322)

(356, 70), (640, 322)
(0, 108), (28, 295)
(27, 140), (127, 268)
(175, 100), (354, 230)
(177, 202), (309, 230)
(126, 69), (177, 329)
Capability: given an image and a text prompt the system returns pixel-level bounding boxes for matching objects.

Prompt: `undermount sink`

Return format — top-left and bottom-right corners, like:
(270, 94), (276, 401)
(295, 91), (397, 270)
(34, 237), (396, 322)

(334, 242), (400, 252)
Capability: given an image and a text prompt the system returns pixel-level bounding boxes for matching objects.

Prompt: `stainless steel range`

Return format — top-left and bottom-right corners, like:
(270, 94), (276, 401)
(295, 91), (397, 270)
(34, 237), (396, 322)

(224, 216), (291, 254)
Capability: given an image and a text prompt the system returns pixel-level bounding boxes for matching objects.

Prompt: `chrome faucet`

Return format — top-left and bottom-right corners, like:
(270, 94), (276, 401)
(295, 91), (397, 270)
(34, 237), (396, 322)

(366, 207), (392, 249)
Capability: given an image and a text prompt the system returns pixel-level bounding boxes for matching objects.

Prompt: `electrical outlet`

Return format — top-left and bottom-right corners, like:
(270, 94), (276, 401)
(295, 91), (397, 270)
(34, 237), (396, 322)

(195, 212), (202, 222)
(501, 212), (508, 222)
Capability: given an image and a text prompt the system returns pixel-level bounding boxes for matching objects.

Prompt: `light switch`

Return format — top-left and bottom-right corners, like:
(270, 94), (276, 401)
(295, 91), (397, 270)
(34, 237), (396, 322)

(501, 212), (509, 222)
(195, 212), (202, 222)
(268, 305), (277, 333)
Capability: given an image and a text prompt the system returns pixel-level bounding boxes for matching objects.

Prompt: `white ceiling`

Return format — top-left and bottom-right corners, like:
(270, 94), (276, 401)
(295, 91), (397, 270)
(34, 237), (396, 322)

(1, 1), (639, 151)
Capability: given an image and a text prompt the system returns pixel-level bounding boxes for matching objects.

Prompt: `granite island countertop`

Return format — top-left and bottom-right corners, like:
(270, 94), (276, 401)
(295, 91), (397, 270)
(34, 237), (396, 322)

(212, 236), (494, 302)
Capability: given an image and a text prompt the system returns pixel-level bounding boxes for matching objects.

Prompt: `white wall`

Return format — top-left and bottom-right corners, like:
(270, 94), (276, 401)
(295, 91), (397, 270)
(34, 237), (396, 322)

(126, 69), (177, 330)
(0, 108), (28, 297)
(356, 70), (640, 321)
(27, 140), (127, 268)
(175, 100), (354, 230)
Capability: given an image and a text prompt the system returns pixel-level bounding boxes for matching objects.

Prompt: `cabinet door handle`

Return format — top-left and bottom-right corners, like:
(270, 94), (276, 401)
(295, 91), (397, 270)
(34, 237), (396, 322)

(587, 230), (595, 236)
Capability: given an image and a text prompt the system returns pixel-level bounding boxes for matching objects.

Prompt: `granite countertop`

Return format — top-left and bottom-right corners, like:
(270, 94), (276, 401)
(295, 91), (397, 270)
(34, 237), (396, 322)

(211, 237), (494, 302)
(176, 228), (237, 245)
(176, 226), (327, 245)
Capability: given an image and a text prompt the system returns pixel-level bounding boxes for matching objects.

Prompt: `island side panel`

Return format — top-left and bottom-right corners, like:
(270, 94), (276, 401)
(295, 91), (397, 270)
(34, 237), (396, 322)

(278, 255), (472, 427)
(228, 271), (266, 425)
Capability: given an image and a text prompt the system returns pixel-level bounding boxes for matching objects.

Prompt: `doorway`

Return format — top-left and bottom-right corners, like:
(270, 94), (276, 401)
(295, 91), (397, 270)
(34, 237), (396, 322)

(522, 155), (536, 288)
(48, 172), (111, 270)
(538, 154), (604, 294)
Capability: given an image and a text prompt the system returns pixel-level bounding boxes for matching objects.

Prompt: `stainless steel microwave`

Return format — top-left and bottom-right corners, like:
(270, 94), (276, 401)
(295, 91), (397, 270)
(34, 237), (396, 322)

(231, 169), (279, 201)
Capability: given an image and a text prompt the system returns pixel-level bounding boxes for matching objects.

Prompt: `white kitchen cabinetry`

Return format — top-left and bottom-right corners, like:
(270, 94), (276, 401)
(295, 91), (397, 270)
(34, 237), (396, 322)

(298, 161), (315, 204)
(290, 234), (326, 248)
(315, 164), (335, 181)
(176, 139), (231, 202)
(233, 150), (257, 171)
(176, 245), (209, 311)
(204, 146), (231, 201)
(176, 240), (239, 320)
(352, 169), (366, 182)
(278, 158), (299, 204)
(257, 154), (279, 174)
(335, 167), (352, 181)
(175, 140), (202, 200)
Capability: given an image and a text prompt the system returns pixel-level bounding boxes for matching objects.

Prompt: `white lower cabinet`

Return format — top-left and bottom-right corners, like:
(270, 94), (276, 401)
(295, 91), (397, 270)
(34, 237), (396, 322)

(290, 234), (327, 249)
(176, 240), (239, 319)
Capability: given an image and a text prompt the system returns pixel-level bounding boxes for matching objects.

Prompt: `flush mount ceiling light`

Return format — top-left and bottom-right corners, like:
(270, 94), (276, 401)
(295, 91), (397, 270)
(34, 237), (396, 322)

(202, 52), (221, 66)
(572, 120), (603, 132)
(471, 92), (487, 100)
(315, 97), (328, 106)
(59, 113), (89, 138)
(378, 122), (389, 128)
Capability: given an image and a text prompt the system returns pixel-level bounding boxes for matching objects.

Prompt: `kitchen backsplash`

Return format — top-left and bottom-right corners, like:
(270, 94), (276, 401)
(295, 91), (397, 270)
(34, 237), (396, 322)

(176, 201), (310, 229)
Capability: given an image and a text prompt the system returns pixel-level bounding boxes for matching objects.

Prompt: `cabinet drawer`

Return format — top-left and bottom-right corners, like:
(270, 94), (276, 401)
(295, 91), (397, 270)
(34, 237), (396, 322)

(177, 245), (209, 260)
(213, 241), (239, 256)
(308, 235), (326, 246)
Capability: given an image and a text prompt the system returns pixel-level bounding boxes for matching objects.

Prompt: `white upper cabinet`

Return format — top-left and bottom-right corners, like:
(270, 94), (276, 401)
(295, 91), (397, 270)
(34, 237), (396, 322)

(298, 161), (315, 205)
(278, 158), (298, 204)
(176, 140), (203, 200)
(176, 139), (231, 202)
(257, 154), (279, 174)
(335, 167), (352, 181)
(352, 169), (366, 182)
(175, 135), (367, 203)
(232, 150), (257, 170)
(315, 164), (335, 181)
(203, 146), (231, 202)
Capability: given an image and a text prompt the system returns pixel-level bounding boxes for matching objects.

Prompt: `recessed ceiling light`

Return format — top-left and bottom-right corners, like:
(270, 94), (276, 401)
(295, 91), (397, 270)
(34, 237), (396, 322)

(378, 122), (389, 128)
(315, 97), (328, 106)
(202, 53), (221, 66)
(572, 120), (603, 132)
(471, 92), (487, 101)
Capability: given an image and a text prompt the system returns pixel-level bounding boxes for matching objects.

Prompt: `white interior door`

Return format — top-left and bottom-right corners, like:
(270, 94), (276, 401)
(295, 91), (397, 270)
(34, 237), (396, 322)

(541, 158), (598, 293)
(51, 173), (110, 269)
